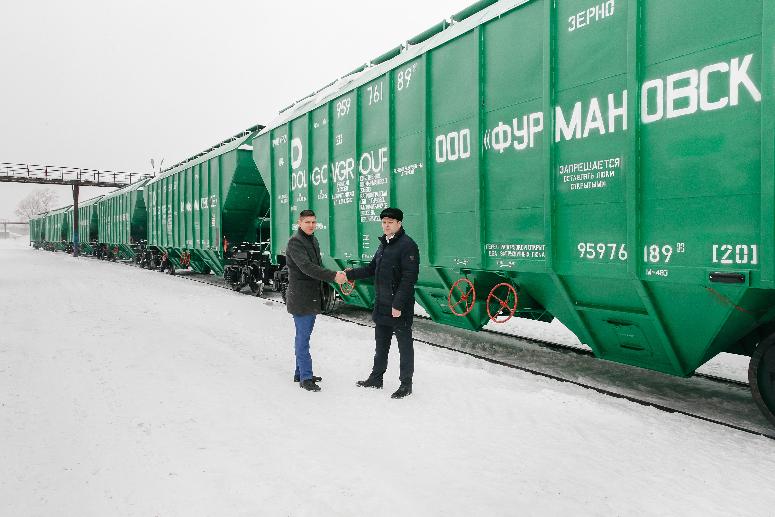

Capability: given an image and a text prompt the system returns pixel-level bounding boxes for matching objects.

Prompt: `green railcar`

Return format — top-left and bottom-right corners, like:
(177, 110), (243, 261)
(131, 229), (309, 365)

(77, 195), (103, 255)
(254, 0), (775, 424)
(29, 214), (47, 248)
(43, 206), (72, 251)
(146, 128), (268, 275)
(98, 179), (149, 260)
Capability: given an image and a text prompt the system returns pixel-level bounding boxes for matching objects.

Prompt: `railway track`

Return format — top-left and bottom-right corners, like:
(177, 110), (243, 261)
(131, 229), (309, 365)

(103, 258), (775, 440)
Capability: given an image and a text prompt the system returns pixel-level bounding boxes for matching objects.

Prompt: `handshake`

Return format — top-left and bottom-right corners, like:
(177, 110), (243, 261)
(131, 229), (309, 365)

(334, 271), (349, 285)
(334, 267), (353, 285)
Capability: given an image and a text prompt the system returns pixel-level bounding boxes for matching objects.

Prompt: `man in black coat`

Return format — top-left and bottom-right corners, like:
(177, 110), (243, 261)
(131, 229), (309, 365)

(285, 209), (347, 392)
(346, 207), (419, 399)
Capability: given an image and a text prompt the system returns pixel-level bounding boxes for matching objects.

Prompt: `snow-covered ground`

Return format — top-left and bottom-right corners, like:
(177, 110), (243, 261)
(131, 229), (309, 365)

(2, 240), (775, 516)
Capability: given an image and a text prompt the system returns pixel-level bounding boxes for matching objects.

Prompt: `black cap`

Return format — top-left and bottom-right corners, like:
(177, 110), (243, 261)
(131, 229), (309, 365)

(380, 207), (403, 221)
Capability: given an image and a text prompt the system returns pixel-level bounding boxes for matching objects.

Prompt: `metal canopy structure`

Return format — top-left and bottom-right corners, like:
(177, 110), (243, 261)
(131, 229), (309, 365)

(0, 162), (152, 187)
(1, 162), (153, 255)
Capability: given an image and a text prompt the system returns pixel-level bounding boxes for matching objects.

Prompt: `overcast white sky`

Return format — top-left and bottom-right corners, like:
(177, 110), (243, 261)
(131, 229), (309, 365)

(0, 0), (474, 220)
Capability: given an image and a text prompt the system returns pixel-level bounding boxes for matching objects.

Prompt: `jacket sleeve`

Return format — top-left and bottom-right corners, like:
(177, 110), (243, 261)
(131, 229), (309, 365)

(286, 237), (337, 283)
(391, 240), (420, 309)
(346, 250), (378, 281)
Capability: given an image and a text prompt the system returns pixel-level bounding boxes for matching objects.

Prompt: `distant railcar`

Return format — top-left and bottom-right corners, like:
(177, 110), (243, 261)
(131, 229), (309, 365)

(42, 206), (72, 252)
(77, 195), (103, 256)
(145, 127), (271, 276)
(97, 179), (149, 262)
(29, 214), (46, 249)
(253, 0), (775, 424)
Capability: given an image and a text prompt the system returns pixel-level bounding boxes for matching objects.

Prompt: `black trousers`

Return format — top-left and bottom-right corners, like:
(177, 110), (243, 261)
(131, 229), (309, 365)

(371, 323), (414, 384)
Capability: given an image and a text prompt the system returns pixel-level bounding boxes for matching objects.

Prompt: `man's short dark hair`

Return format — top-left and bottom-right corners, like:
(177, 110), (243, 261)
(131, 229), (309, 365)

(299, 209), (316, 219)
(380, 207), (403, 221)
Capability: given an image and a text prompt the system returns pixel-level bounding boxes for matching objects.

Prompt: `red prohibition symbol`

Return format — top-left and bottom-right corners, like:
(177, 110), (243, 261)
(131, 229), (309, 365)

(340, 279), (355, 296)
(448, 278), (476, 317)
(487, 283), (518, 323)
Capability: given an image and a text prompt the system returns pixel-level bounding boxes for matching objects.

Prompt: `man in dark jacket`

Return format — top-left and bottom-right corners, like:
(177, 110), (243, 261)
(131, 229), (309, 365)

(346, 207), (419, 399)
(286, 209), (347, 392)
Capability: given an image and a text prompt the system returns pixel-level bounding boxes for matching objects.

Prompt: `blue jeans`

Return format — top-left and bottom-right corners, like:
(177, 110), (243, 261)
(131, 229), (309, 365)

(293, 314), (317, 381)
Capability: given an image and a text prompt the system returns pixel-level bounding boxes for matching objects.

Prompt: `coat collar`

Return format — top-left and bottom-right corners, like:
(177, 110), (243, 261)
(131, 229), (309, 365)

(379, 226), (405, 246)
(297, 228), (314, 240)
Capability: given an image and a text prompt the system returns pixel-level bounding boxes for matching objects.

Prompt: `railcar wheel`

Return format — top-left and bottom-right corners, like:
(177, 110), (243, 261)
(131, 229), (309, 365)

(749, 336), (775, 426)
(320, 283), (337, 313)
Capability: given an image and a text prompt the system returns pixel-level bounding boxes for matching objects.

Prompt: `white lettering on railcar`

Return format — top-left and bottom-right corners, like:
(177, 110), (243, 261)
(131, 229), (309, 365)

(331, 158), (355, 183)
(555, 91), (627, 141)
(291, 170), (308, 191)
(643, 243), (686, 265)
(394, 162), (423, 177)
(396, 64), (418, 92)
(311, 165), (328, 186)
(577, 242), (628, 261)
(569, 0), (616, 32)
(435, 128), (472, 163)
(484, 112), (543, 153)
(332, 157), (356, 206)
(366, 81), (384, 105)
(336, 98), (352, 118)
(559, 157), (621, 191)
(291, 138), (303, 169)
(641, 54), (761, 123)
(360, 147), (388, 176)
(359, 147), (389, 222)
(486, 243), (546, 259)
(712, 244), (759, 265)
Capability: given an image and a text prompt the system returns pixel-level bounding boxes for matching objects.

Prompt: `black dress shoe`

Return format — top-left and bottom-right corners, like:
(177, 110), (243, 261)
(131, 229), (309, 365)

(391, 383), (412, 399)
(294, 374), (322, 383)
(299, 379), (321, 392)
(355, 376), (383, 389)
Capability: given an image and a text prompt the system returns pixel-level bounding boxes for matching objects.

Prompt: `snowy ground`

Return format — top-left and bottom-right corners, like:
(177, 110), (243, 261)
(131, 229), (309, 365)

(2, 239), (775, 516)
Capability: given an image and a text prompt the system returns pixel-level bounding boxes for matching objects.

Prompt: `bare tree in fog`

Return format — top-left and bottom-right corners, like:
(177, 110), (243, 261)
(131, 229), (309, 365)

(14, 188), (58, 221)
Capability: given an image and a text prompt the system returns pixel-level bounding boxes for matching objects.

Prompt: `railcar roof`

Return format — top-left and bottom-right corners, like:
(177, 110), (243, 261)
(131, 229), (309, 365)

(77, 195), (104, 208)
(256, 0), (528, 135)
(147, 128), (261, 185)
(100, 177), (150, 201)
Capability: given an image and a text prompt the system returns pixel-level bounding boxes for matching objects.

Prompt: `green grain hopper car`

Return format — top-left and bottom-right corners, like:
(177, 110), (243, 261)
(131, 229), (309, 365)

(254, 0), (775, 424)
(43, 206), (72, 251)
(29, 214), (46, 249)
(146, 127), (269, 275)
(98, 178), (149, 260)
(77, 195), (103, 255)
